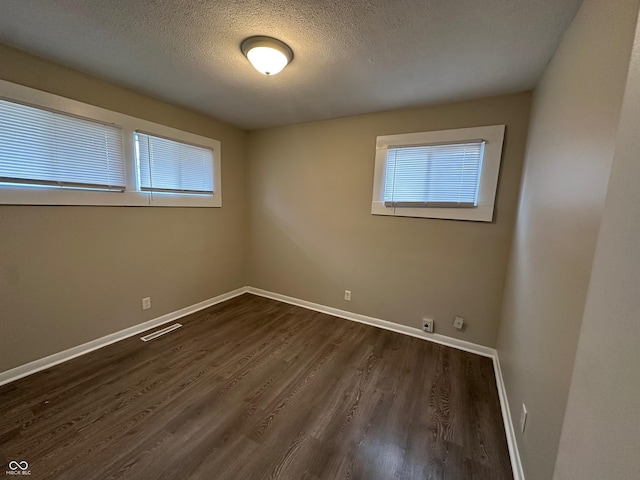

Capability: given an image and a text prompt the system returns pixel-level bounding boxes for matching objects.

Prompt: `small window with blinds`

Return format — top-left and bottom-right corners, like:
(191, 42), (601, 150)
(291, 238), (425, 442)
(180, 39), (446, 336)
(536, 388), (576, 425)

(372, 125), (505, 222)
(0, 98), (126, 192)
(383, 140), (485, 208)
(135, 132), (215, 196)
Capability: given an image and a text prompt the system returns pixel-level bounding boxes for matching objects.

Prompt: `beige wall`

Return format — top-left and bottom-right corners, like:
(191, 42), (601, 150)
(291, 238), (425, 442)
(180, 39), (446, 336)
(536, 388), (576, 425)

(553, 10), (640, 477)
(0, 44), (249, 372)
(496, 0), (640, 479)
(247, 93), (531, 347)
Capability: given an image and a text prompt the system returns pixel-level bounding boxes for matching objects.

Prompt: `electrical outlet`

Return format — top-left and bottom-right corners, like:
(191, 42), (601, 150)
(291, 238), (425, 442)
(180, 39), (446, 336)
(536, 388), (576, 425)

(520, 404), (528, 433)
(142, 297), (151, 310)
(422, 318), (434, 333)
(344, 290), (351, 301)
(453, 316), (465, 330)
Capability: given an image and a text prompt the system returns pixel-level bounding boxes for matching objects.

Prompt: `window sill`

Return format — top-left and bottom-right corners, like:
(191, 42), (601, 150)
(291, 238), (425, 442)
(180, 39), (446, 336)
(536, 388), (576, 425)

(371, 201), (494, 222)
(0, 186), (221, 207)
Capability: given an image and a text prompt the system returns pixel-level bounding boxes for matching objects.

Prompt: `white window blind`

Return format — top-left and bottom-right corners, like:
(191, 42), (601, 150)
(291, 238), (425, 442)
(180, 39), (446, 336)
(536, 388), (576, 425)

(135, 132), (215, 196)
(0, 98), (126, 191)
(383, 140), (485, 207)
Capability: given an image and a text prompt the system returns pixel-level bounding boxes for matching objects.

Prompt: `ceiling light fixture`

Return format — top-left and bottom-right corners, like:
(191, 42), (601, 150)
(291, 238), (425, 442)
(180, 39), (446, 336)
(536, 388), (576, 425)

(241, 36), (293, 76)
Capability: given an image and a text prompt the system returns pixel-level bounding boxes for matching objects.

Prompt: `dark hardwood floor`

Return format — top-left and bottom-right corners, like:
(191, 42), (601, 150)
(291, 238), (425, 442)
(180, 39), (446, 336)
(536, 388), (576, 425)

(0, 294), (513, 479)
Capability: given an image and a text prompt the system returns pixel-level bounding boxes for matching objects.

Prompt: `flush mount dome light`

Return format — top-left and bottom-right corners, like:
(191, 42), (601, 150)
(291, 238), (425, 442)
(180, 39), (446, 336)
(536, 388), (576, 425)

(241, 36), (293, 76)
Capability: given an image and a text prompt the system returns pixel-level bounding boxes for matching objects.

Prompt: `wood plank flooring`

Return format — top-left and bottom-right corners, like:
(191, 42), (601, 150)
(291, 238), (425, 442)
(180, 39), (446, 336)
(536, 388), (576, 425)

(0, 294), (513, 479)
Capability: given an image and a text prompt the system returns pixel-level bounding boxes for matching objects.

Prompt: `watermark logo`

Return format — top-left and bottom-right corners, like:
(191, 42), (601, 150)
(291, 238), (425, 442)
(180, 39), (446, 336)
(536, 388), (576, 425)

(6, 461), (31, 476)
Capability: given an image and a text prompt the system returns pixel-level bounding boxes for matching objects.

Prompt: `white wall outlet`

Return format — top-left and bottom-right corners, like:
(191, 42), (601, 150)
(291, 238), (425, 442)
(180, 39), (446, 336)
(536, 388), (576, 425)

(344, 290), (351, 301)
(520, 403), (528, 434)
(453, 316), (465, 330)
(142, 297), (151, 310)
(422, 318), (434, 333)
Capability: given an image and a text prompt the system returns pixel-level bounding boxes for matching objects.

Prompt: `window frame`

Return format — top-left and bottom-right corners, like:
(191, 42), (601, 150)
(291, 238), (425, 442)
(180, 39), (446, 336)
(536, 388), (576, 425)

(0, 79), (222, 207)
(371, 124), (505, 222)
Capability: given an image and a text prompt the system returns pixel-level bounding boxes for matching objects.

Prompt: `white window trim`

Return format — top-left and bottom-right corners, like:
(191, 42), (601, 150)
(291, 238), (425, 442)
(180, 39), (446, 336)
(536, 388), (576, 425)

(0, 79), (222, 207)
(371, 124), (505, 222)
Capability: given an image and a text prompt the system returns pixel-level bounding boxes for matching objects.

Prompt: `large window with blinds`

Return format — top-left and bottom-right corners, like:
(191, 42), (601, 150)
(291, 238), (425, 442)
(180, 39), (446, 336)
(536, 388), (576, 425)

(0, 99), (126, 193)
(0, 79), (222, 207)
(371, 125), (505, 222)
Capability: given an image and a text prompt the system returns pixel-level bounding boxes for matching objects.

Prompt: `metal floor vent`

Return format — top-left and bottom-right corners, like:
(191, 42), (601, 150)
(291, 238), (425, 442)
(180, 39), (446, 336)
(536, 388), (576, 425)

(140, 323), (182, 342)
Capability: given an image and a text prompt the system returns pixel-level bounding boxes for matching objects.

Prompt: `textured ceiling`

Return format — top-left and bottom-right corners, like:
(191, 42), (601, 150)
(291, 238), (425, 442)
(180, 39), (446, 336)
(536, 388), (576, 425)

(0, 0), (582, 129)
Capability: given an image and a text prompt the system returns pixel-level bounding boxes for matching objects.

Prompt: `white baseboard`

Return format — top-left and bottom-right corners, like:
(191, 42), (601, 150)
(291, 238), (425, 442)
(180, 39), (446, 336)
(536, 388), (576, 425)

(0, 287), (248, 387)
(0, 284), (523, 479)
(246, 286), (524, 480)
(246, 287), (495, 358)
(493, 352), (526, 480)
